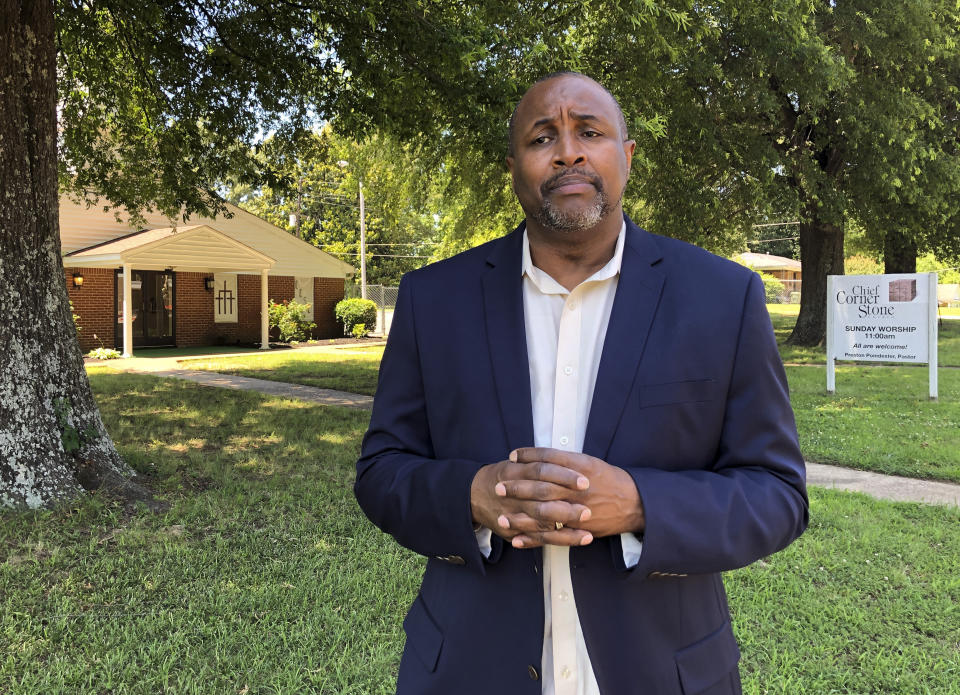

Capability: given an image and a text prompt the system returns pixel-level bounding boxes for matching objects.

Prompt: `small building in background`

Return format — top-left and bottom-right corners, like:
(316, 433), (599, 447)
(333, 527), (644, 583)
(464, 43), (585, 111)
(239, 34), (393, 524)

(735, 252), (803, 283)
(61, 195), (356, 353)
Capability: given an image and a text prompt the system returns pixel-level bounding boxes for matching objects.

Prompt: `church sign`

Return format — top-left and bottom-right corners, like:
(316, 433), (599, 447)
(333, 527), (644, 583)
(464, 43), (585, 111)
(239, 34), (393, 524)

(826, 272), (938, 399)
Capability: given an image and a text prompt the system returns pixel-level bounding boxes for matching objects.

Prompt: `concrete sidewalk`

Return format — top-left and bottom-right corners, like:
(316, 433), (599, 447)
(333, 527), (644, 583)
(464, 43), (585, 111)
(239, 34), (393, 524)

(101, 357), (959, 508)
(806, 462), (959, 506)
(101, 348), (376, 410)
(150, 369), (373, 410)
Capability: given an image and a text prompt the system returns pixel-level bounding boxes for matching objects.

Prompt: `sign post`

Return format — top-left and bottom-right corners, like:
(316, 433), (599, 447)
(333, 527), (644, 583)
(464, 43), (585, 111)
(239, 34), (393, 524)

(825, 272), (938, 399)
(826, 275), (836, 394)
(928, 272), (938, 400)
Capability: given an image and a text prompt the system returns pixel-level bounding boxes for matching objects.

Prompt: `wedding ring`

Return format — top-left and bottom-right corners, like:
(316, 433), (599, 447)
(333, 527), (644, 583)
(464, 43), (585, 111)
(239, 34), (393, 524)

(555, 521), (564, 530)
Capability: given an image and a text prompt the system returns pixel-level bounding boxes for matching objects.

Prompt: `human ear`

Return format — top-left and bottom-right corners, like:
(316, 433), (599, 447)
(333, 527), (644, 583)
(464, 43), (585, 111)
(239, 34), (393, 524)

(622, 140), (636, 170)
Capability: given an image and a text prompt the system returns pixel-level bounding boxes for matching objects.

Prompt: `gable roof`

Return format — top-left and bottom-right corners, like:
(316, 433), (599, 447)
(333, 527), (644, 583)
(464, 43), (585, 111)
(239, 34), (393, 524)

(736, 252), (802, 272)
(65, 225), (275, 272)
(60, 194), (356, 278)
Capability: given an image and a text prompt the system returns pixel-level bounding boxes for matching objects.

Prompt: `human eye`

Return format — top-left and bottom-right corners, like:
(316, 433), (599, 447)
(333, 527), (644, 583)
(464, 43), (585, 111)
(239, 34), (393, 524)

(582, 129), (602, 138)
(531, 134), (552, 145)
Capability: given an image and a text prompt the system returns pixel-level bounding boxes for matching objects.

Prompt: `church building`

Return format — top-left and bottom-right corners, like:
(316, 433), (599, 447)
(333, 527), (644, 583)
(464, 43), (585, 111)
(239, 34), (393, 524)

(60, 195), (355, 355)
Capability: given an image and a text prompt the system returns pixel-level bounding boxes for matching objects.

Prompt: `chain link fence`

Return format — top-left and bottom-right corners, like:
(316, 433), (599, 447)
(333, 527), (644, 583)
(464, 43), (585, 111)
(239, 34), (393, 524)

(345, 284), (399, 335)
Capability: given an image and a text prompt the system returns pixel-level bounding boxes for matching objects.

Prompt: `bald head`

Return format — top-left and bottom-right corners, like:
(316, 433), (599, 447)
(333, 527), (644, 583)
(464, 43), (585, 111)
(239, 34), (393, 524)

(507, 72), (629, 156)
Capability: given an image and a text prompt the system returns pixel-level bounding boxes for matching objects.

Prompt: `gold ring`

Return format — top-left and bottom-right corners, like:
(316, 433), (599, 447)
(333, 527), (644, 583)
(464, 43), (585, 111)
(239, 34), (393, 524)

(555, 521), (564, 530)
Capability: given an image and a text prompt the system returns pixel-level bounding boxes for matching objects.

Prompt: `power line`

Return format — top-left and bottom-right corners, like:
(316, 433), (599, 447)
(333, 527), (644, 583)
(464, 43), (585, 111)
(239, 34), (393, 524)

(752, 221), (800, 228)
(750, 236), (800, 243)
(364, 242), (439, 246)
(320, 242), (438, 248)
(324, 251), (431, 259)
(304, 200), (356, 209)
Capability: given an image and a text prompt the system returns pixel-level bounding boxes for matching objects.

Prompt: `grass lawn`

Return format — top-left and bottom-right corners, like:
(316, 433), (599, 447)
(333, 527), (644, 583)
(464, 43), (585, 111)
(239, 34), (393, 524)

(176, 310), (958, 482)
(766, 304), (801, 316)
(771, 308), (960, 366)
(179, 349), (385, 396)
(773, 309), (960, 482)
(128, 346), (265, 359)
(2, 370), (958, 694)
(1, 369), (416, 694)
(788, 366), (960, 482)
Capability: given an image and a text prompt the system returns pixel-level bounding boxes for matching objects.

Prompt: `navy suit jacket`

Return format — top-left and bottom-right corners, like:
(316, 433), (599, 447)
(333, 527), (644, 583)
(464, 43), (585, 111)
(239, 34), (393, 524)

(355, 217), (808, 695)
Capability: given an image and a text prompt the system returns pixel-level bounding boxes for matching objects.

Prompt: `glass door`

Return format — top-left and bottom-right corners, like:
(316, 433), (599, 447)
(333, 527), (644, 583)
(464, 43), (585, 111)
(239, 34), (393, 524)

(115, 270), (176, 347)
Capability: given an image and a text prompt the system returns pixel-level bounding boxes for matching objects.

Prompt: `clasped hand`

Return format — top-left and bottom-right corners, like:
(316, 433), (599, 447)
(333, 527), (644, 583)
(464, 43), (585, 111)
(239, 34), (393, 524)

(470, 447), (645, 549)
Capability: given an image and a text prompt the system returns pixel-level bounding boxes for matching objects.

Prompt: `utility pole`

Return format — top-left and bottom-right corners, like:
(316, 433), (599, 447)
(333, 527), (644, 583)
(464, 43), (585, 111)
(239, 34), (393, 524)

(337, 160), (367, 300)
(359, 180), (367, 300)
(294, 176), (303, 239)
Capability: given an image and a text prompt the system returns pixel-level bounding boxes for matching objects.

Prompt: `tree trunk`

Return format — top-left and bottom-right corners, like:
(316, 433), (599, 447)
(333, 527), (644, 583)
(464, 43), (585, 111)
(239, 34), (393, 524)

(0, 1), (150, 509)
(883, 229), (918, 274)
(787, 214), (845, 347)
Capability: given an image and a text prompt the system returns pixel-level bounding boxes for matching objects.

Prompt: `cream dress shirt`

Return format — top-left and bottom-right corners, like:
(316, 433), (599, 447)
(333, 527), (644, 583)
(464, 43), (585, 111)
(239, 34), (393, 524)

(478, 222), (643, 695)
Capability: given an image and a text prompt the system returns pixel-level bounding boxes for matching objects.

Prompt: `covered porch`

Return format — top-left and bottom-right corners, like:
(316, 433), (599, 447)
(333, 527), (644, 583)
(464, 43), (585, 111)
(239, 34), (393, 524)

(64, 225), (276, 356)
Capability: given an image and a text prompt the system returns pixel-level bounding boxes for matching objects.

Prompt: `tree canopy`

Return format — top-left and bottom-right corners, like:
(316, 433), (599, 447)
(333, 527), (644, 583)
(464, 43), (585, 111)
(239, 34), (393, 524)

(593, 0), (960, 343)
(223, 128), (443, 286)
(57, 0), (960, 320)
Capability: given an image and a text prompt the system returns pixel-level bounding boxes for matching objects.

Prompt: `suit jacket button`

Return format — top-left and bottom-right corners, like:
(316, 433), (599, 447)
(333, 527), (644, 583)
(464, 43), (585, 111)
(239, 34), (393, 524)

(447, 555), (465, 565)
(527, 665), (539, 680)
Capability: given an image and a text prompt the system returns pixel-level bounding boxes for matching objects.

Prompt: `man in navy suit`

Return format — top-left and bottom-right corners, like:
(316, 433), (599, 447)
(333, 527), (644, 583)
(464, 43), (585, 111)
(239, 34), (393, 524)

(355, 72), (807, 695)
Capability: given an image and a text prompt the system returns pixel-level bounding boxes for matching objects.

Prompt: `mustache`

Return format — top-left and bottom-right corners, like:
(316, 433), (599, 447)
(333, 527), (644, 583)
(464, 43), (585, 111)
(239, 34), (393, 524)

(541, 168), (604, 195)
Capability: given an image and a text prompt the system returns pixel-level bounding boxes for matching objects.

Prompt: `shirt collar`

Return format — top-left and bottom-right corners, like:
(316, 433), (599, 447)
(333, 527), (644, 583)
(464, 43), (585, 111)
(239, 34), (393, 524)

(522, 220), (626, 294)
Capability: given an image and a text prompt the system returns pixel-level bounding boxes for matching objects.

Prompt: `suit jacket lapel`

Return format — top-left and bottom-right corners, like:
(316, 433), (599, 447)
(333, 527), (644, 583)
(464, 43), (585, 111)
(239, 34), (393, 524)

(482, 225), (535, 452)
(583, 220), (665, 460)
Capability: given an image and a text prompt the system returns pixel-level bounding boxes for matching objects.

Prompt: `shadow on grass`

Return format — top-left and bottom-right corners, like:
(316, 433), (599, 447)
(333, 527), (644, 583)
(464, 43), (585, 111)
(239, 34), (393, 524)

(180, 351), (383, 396)
(88, 371), (368, 493)
(1, 370), (418, 694)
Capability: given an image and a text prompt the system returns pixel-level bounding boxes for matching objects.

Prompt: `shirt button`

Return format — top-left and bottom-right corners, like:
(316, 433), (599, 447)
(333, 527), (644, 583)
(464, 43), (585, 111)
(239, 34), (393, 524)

(558, 590), (569, 601)
(559, 436), (569, 446)
(567, 299), (578, 310)
(563, 365), (573, 376)
(561, 666), (572, 680)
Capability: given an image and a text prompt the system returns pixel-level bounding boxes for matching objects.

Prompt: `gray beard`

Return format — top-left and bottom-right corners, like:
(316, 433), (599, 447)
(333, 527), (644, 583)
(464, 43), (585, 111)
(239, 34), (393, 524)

(533, 190), (609, 233)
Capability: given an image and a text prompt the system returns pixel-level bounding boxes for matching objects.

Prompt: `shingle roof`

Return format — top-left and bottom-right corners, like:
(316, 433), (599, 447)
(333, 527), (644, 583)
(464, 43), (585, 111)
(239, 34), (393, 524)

(737, 252), (802, 271)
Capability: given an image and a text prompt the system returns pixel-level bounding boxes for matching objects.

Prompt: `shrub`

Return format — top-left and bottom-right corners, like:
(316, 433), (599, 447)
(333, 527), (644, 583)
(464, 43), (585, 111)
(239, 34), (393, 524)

(87, 347), (122, 360)
(335, 298), (377, 335)
(845, 254), (883, 275)
(758, 272), (786, 303)
(70, 300), (81, 336)
(269, 299), (316, 343)
(352, 323), (367, 339)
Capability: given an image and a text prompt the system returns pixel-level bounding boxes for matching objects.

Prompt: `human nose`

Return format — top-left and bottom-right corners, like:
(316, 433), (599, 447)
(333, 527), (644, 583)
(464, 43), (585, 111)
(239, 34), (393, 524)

(552, 131), (585, 168)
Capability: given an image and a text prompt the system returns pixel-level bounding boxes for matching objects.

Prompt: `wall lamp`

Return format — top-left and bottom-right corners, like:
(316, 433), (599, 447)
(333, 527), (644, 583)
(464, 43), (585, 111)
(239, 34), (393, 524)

(204, 277), (215, 291)
(72, 272), (84, 288)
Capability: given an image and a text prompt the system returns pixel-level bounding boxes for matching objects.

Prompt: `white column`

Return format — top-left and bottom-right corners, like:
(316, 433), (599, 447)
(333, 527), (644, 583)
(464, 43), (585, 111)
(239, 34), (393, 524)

(260, 269), (270, 350)
(929, 272), (938, 400)
(122, 263), (133, 358)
